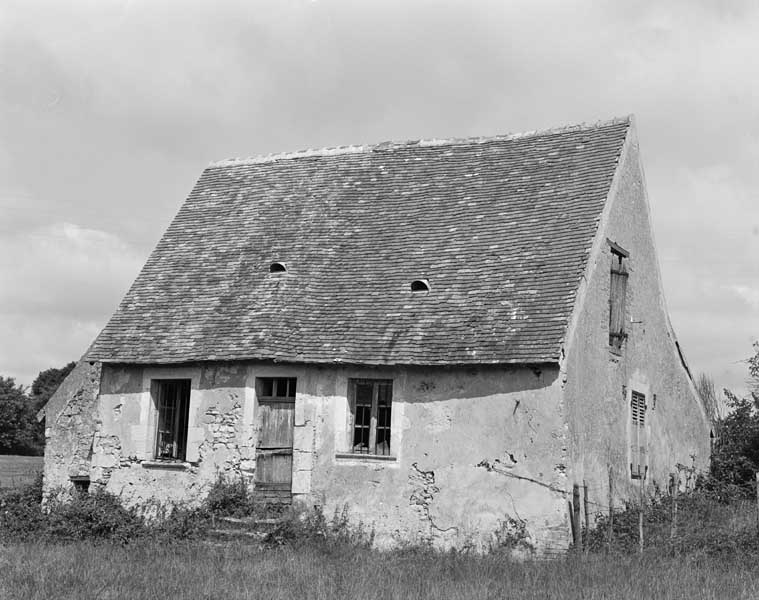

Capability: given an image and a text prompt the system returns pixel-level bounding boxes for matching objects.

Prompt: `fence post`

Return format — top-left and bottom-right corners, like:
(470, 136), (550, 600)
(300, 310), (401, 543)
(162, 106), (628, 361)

(755, 473), (759, 530)
(572, 483), (583, 554)
(670, 472), (678, 550)
(607, 466), (614, 553)
(638, 477), (644, 554)
(583, 480), (590, 552)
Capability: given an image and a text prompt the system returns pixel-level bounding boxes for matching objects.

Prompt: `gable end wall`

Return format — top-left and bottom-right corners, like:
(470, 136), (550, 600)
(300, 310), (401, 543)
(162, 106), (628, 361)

(562, 123), (710, 510)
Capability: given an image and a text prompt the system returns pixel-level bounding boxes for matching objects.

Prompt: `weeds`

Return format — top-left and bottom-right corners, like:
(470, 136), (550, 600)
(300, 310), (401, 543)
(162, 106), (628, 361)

(0, 475), (373, 551)
(585, 485), (759, 558)
(265, 504), (375, 549)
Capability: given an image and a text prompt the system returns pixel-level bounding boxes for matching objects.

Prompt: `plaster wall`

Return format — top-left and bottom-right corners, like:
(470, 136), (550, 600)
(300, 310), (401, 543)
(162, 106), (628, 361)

(304, 364), (568, 552)
(91, 361), (570, 552)
(562, 125), (710, 514)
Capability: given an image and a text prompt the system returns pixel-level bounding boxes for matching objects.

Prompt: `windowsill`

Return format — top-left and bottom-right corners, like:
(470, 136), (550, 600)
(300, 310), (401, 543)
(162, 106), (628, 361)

(335, 453), (397, 462)
(141, 460), (190, 470)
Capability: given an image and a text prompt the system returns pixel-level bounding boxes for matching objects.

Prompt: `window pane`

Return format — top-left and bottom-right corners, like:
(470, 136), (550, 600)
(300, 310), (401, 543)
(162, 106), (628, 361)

(275, 378), (288, 397)
(176, 381), (190, 460)
(355, 383), (373, 406)
(156, 384), (176, 459)
(353, 403), (371, 452)
(288, 378), (297, 397)
(260, 378), (274, 397)
(155, 380), (190, 461)
(377, 382), (392, 405)
(376, 404), (391, 456)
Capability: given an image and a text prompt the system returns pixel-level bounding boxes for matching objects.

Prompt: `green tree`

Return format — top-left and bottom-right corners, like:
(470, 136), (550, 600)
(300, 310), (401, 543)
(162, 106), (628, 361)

(31, 361), (76, 413)
(709, 342), (759, 493)
(696, 372), (720, 423)
(0, 377), (37, 455)
(0, 362), (76, 456)
(749, 341), (759, 393)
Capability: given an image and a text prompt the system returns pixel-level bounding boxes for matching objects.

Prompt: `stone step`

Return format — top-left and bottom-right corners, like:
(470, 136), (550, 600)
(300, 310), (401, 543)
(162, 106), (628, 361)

(208, 528), (269, 540)
(217, 516), (284, 526)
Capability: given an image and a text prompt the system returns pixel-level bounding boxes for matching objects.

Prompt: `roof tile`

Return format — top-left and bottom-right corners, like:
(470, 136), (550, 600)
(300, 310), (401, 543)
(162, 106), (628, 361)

(88, 119), (630, 365)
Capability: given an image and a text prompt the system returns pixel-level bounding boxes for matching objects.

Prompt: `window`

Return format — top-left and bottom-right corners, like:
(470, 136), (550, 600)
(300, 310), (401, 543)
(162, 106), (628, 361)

(257, 377), (296, 400)
(153, 379), (191, 461)
(630, 390), (647, 479)
(349, 379), (392, 455)
(609, 245), (629, 350)
(70, 477), (90, 496)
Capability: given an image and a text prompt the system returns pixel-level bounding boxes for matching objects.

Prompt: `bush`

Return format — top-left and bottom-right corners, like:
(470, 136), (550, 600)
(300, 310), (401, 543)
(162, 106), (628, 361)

(1, 475), (373, 552)
(44, 491), (145, 543)
(0, 472), (46, 541)
(265, 504), (374, 550)
(585, 486), (759, 558)
(202, 475), (261, 518)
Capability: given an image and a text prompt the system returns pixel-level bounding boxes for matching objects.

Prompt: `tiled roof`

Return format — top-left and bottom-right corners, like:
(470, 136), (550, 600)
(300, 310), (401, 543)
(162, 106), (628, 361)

(88, 118), (630, 365)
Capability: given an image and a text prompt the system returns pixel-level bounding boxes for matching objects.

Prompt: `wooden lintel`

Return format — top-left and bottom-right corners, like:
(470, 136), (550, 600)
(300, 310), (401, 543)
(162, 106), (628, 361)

(606, 238), (630, 257)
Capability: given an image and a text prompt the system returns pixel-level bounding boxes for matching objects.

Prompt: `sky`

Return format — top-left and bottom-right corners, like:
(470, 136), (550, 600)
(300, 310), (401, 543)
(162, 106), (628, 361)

(1, 0), (758, 395)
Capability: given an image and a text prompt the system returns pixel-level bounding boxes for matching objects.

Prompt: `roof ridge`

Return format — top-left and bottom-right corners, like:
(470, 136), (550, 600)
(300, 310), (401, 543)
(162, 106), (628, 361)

(208, 115), (632, 168)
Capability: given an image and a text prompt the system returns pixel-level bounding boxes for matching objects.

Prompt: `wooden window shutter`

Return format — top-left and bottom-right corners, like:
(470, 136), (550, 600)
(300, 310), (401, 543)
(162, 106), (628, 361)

(630, 391), (647, 479)
(609, 252), (628, 349)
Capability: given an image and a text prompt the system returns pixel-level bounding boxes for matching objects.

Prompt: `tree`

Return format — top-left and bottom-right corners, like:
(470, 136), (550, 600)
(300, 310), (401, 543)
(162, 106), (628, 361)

(749, 341), (759, 394)
(0, 377), (38, 455)
(30, 361), (76, 413)
(0, 362), (76, 456)
(695, 372), (720, 423)
(709, 342), (759, 493)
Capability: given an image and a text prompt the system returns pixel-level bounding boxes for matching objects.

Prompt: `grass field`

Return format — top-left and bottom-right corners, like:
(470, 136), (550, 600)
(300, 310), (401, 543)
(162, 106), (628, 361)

(1, 540), (759, 600)
(2, 472), (759, 599)
(0, 455), (43, 489)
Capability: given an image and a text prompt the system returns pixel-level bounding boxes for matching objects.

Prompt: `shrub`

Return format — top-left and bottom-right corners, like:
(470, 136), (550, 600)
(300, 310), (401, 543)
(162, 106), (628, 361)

(1, 475), (377, 551)
(0, 472), (46, 541)
(585, 487), (759, 558)
(202, 475), (260, 518)
(265, 504), (374, 550)
(490, 516), (533, 554)
(44, 491), (145, 544)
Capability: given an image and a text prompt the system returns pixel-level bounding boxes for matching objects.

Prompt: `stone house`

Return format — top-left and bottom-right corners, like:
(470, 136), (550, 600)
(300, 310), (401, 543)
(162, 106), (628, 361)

(41, 116), (709, 551)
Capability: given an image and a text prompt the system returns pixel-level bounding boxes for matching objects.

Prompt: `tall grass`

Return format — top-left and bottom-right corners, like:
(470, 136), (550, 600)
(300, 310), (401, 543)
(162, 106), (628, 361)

(3, 476), (759, 599)
(0, 455), (43, 489)
(1, 540), (759, 600)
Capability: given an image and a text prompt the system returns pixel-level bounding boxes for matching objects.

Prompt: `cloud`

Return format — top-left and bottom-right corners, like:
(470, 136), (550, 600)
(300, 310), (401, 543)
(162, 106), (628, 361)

(1, 0), (758, 393)
(0, 222), (144, 385)
(730, 285), (759, 312)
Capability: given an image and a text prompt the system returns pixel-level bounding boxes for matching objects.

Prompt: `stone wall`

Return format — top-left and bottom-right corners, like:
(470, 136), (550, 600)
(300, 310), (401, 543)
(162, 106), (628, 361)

(42, 360), (101, 497)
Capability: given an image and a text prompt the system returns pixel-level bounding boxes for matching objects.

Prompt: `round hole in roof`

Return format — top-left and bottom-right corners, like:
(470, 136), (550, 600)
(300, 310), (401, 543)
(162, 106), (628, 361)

(269, 262), (287, 273)
(411, 279), (430, 292)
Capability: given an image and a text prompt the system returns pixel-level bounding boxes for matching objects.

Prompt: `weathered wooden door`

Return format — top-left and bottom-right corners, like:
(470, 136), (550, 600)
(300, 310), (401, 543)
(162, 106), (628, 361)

(255, 378), (296, 503)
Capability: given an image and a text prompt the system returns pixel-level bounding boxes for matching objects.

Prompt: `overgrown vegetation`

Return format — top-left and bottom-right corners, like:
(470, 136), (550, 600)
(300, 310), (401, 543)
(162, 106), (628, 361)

(0, 473), (372, 549)
(585, 485), (759, 557)
(3, 346), (759, 598)
(704, 342), (759, 495)
(3, 473), (759, 599)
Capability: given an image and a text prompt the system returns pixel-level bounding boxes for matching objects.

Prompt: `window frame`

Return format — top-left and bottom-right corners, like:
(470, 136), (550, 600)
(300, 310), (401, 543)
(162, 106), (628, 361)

(348, 379), (393, 456)
(256, 377), (297, 403)
(151, 379), (191, 462)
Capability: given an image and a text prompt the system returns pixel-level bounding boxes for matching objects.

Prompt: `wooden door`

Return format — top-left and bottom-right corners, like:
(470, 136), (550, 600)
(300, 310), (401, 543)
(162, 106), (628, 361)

(255, 378), (295, 503)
